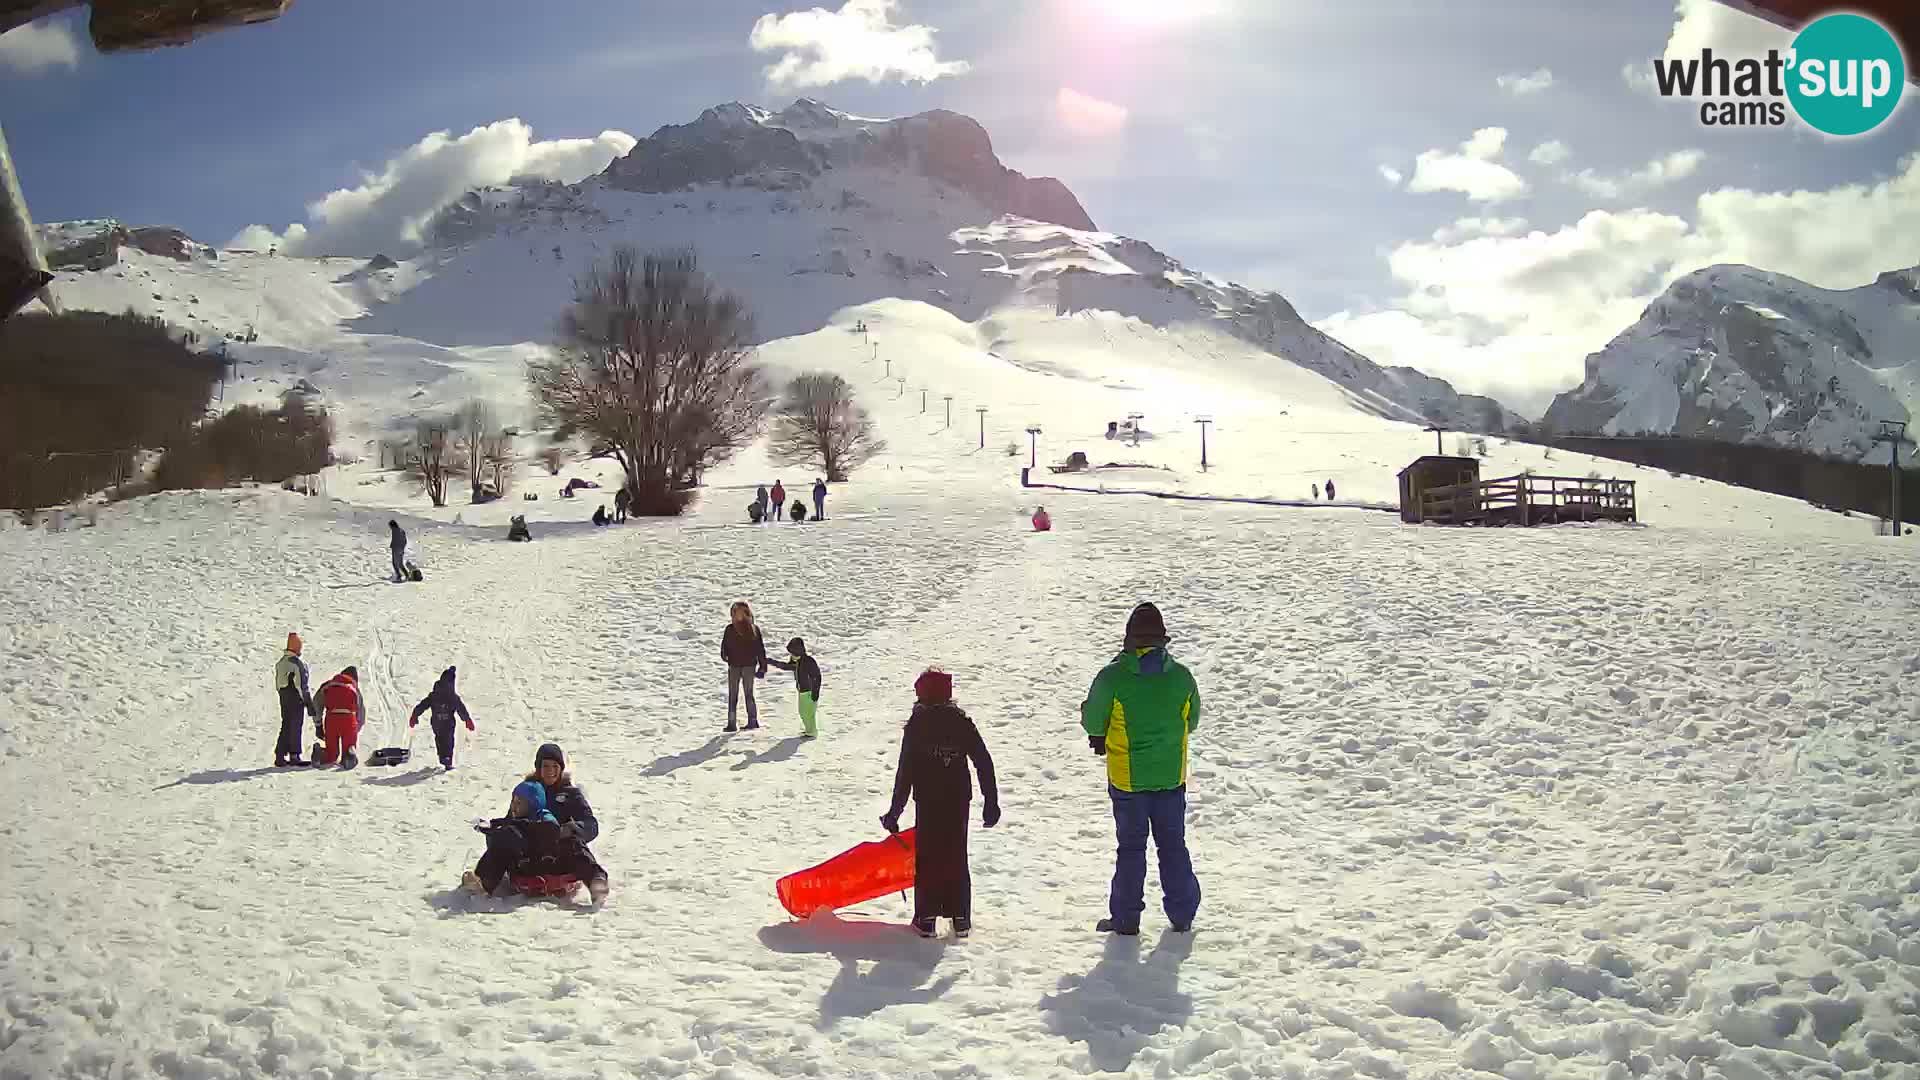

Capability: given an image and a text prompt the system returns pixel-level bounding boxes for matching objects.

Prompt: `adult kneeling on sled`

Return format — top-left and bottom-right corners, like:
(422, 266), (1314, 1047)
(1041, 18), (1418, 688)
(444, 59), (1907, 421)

(1082, 602), (1201, 935)
(410, 666), (474, 771)
(881, 669), (999, 939)
(468, 743), (609, 905)
(315, 666), (366, 769)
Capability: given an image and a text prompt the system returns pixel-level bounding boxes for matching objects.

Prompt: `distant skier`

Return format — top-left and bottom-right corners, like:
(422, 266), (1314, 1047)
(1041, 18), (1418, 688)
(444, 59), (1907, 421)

(315, 666), (366, 769)
(273, 632), (314, 768)
(1032, 506), (1052, 532)
(880, 669), (1000, 939)
(1312, 483), (1320, 500)
(765, 637), (822, 738)
(1324, 479), (1336, 501)
(771, 480), (787, 517)
(812, 479), (827, 521)
(410, 666), (475, 771)
(721, 601), (769, 731)
(1082, 602), (1201, 935)
(388, 520), (408, 582)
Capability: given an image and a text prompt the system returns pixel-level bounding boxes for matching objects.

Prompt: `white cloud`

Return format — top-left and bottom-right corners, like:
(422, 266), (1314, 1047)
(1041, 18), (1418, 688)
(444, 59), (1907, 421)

(1407, 127), (1528, 203)
(749, 0), (969, 90)
(1528, 140), (1571, 167)
(1496, 68), (1555, 96)
(230, 120), (636, 257)
(1624, 0), (1787, 94)
(1431, 216), (1529, 243)
(1378, 164), (1404, 186)
(1320, 152), (1920, 414)
(1054, 87), (1129, 138)
(1568, 149), (1706, 199)
(0, 17), (82, 75)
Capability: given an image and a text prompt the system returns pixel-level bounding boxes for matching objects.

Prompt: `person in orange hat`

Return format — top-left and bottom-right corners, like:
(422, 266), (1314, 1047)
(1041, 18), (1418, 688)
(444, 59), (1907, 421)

(273, 632), (314, 767)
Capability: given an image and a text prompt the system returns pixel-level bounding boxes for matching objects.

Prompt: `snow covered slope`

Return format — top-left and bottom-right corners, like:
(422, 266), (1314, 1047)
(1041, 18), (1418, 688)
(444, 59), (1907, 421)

(1542, 263), (1920, 457)
(36, 99), (1518, 449)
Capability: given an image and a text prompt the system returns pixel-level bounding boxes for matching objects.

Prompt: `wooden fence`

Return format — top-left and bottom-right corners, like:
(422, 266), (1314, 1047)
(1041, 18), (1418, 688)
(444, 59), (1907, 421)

(1419, 473), (1636, 526)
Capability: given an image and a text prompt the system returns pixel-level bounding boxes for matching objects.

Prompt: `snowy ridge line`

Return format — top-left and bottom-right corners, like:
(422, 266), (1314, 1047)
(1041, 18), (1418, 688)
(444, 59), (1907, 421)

(1018, 470), (1396, 512)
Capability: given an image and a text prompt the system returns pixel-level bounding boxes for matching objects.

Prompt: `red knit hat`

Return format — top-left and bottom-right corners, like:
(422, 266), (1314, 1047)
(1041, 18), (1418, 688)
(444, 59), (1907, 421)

(914, 669), (953, 704)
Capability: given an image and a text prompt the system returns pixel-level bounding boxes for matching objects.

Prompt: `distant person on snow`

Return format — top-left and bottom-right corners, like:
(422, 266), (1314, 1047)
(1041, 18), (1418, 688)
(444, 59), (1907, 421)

(464, 744), (608, 905)
(812, 479), (827, 521)
(315, 666), (366, 769)
(410, 666), (475, 771)
(747, 502), (764, 524)
(592, 505), (608, 527)
(273, 632), (315, 767)
(388, 520), (408, 582)
(754, 485), (770, 524)
(1325, 479), (1336, 501)
(1032, 507), (1052, 532)
(507, 515), (532, 542)
(1312, 483), (1320, 500)
(613, 487), (630, 524)
(721, 601), (769, 731)
(790, 500), (807, 523)
(765, 637), (823, 738)
(771, 480), (787, 516)
(1082, 602), (1201, 936)
(881, 669), (1000, 939)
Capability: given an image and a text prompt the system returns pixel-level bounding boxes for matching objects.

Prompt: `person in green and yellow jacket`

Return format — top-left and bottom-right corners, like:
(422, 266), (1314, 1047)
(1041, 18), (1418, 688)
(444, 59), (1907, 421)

(1081, 602), (1201, 936)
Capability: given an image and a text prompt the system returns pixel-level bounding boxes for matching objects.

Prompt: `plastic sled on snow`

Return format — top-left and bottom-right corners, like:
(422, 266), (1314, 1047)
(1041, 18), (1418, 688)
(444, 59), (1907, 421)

(776, 829), (916, 918)
(511, 874), (580, 897)
(368, 746), (410, 767)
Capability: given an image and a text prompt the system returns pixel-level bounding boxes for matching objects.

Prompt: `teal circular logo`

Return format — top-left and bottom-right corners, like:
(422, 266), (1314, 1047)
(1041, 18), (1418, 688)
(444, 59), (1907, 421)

(1786, 13), (1906, 136)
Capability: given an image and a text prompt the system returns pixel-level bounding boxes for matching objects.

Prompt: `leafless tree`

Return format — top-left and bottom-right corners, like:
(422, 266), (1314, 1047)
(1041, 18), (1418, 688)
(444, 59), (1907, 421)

(410, 418), (456, 508)
(455, 399), (495, 502)
(529, 247), (771, 515)
(767, 372), (885, 482)
(481, 431), (517, 496)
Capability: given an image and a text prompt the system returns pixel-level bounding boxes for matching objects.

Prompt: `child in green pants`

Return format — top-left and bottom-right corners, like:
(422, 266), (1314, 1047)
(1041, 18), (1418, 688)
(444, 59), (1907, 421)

(766, 637), (823, 737)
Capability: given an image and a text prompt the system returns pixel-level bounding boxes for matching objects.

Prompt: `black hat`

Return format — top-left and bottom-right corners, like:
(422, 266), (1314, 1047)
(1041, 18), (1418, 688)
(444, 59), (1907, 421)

(535, 742), (566, 769)
(787, 637), (806, 655)
(1124, 603), (1168, 646)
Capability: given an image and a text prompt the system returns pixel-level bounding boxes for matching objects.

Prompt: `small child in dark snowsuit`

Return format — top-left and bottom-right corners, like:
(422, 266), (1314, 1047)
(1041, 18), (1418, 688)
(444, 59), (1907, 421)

(409, 666), (474, 770)
(463, 780), (596, 897)
(881, 669), (1000, 939)
(764, 637), (822, 737)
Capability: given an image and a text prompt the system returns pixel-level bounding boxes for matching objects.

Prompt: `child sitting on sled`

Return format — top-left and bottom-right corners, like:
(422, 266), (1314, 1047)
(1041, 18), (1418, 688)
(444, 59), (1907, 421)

(462, 780), (596, 897)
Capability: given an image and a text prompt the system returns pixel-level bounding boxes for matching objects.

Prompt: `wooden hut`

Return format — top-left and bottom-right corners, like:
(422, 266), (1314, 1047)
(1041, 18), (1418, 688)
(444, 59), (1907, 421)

(1398, 456), (1480, 523)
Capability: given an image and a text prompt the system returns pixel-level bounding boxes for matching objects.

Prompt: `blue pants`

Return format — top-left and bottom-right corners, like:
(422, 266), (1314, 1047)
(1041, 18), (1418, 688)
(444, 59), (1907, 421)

(1109, 785), (1200, 931)
(813, 494), (825, 520)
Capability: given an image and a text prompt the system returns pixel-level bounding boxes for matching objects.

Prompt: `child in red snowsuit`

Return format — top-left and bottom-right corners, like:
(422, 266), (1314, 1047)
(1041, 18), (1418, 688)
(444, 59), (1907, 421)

(315, 666), (365, 769)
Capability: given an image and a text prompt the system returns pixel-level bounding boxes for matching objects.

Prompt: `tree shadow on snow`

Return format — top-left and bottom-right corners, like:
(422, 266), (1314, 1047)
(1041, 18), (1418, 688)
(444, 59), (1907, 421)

(729, 735), (807, 772)
(759, 915), (957, 1030)
(641, 734), (732, 777)
(153, 766), (283, 790)
(1039, 931), (1197, 1073)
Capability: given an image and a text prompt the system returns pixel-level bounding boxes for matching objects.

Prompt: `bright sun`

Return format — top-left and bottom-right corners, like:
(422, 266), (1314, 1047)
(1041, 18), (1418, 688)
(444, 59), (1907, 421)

(1084, 0), (1222, 26)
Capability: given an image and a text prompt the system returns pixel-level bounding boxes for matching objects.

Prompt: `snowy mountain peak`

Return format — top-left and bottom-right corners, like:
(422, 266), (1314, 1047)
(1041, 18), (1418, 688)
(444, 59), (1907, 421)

(1543, 261), (1920, 456)
(600, 99), (1096, 232)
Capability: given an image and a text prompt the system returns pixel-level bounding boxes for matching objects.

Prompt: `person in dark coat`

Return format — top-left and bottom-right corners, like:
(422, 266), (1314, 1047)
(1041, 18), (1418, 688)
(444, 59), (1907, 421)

(790, 500), (807, 523)
(508, 515), (532, 542)
(388, 520), (408, 582)
(1325, 479), (1336, 501)
(273, 632), (314, 767)
(881, 669), (1000, 938)
(764, 637), (822, 737)
(754, 485), (770, 524)
(770, 479), (787, 516)
(812, 479), (827, 521)
(592, 505), (608, 527)
(613, 487), (630, 524)
(721, 601), (769, 730)
(747, 502), (764, 524)
(409, 666), (475, 771)
(466, 744), (609, 905)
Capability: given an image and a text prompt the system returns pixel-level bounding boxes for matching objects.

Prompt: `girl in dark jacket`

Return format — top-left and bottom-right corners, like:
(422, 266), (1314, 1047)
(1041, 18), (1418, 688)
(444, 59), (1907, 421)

(881, 669), (1000, 938)
(720, 601), (769, 731)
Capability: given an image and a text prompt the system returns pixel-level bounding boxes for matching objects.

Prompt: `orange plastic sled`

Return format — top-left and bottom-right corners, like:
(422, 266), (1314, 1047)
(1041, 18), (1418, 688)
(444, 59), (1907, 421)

(777, 829), (917, 918)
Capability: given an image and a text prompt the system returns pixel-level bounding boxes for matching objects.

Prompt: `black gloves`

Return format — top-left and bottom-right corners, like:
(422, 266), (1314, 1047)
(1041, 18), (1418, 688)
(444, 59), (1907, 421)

(1089, 735), (1107, 756)
(983, 803), (1001, 829)
(880, 811), (901, 835)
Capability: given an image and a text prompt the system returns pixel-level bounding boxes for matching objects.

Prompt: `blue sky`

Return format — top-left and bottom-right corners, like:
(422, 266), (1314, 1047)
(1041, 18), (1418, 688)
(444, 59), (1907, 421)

(3, 0), (1915, 412)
